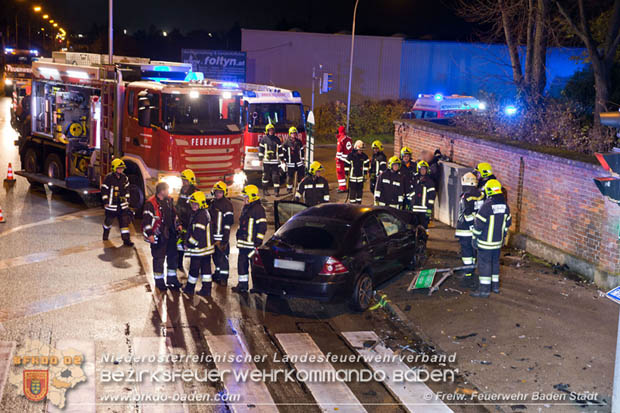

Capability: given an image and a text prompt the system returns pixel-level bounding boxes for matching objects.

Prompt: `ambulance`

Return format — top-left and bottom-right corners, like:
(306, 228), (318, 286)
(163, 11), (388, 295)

(406, 94), (484, 120)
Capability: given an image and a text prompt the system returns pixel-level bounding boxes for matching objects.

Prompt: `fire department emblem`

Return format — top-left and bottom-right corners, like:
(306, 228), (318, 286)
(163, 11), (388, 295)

(346, 141), (352, 150)
(23, 370), (48, 402)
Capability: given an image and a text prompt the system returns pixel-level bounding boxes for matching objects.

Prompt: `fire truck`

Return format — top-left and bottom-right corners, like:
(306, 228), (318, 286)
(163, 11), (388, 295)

(15, 52), (245, 211)
(237, 85), (306, 176)
(3, 48), (38, 131)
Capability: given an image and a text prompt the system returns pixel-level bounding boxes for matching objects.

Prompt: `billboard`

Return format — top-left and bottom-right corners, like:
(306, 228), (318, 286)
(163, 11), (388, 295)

(182, 49), (246, 83)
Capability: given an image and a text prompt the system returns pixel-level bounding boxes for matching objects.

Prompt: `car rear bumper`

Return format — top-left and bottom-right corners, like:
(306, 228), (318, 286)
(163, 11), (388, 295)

(251, 267), (350, 302)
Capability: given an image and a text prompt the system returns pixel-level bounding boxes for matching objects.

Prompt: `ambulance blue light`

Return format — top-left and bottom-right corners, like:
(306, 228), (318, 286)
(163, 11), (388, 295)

(185, 71), (204, 81)
(292, 90), (301, 97)
(153, 65), (171, 72)
(434, 93), (444, 102)
(145, 77), (169, 82)
(222, 82), (239, 88)
(504, 105), (517, 116)
(478, 101), (487, 110)
(244, 91), (257, 97)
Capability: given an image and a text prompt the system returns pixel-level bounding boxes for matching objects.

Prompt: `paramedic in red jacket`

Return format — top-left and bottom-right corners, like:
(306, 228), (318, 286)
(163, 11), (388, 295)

(335, 126), (352, 193)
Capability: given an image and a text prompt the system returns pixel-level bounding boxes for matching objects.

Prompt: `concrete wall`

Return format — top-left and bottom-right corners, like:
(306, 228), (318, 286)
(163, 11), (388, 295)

(394, 119), (620, 287)
(241, 29), (403, 107)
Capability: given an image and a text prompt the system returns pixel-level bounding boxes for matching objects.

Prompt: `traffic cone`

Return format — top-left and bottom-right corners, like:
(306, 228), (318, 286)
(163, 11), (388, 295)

(0, 206), (5, 223)
(4, 163), (15, 185)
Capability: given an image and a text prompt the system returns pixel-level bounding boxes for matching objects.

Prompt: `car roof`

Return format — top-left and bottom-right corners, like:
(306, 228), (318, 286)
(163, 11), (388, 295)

(296, 203), (385, 222)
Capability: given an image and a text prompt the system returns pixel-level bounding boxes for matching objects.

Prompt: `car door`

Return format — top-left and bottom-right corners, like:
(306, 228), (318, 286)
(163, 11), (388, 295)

(274, 200), (309, 229)
(359, 214), (389, 280)
(377, 211), (414, 276)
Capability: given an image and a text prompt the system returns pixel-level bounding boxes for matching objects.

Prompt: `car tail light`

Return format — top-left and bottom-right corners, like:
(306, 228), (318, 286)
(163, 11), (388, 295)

(252, 250), (264, 268)
(319, 257), (348, 276)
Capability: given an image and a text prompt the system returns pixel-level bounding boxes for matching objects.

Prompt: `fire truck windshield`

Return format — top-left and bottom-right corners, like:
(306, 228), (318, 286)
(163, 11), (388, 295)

(162, 93), (242, 135)
(248, 103), (304, 133)
(4, 53), (36, 66)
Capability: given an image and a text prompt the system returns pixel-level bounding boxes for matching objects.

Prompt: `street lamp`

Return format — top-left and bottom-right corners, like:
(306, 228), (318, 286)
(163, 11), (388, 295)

(33, 6), (41, 12)
(49, 20), (54, 23)
(53, 23), (58, 28)
(42, 14), (48, 19)
(345, 0), (360, 134)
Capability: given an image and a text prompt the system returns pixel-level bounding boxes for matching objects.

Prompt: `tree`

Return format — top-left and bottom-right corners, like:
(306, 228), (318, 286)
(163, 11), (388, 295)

(554, 0), (620, 123)
(454, 0), (551, 104)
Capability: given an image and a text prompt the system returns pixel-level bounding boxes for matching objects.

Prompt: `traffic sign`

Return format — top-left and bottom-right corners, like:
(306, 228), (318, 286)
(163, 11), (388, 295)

(607, 287), (620, 305)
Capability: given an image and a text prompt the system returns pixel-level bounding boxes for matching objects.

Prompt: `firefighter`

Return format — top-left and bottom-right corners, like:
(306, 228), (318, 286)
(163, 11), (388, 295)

(233, 185), (267, 293)
(344, 140), (370, 204)
(471, 179), (512, 298)
(176, 169), (198, 273)
(282, 126), (305, 194)
(101, 158), (133, 246)
(474, 162), (496, 193)
(182, 191), (215, 297)
(335, 126), (352, 193)
(295, 161), (330, 206)
(409, 160), (436, 228)
(143, 182), (181, 291)
(258, 123), (282, 196)
(455, 172), (484, 289)
(209, 181), (234, 286)
(400, 147), (415, 209)
(374, 156), (405, 209)
(369, 140), (387, 195)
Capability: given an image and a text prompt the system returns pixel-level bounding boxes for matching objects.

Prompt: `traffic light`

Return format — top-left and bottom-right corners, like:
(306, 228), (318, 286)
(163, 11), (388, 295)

(594, 152), (620, 205)
(321, 72), (333, 93)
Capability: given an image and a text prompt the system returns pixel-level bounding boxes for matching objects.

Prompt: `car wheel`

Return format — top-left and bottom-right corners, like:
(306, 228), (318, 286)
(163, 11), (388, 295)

(411, 225), (428, 269)
(351, 273), (373, 312)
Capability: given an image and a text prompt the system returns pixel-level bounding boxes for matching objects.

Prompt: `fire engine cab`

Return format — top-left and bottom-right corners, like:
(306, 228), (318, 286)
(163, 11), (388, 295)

(405, 94), (484, 120)
(17, 52), (244, 210)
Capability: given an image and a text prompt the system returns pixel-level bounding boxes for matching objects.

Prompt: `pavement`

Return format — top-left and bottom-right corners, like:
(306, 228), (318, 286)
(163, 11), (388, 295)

(0, 94), (616, 413)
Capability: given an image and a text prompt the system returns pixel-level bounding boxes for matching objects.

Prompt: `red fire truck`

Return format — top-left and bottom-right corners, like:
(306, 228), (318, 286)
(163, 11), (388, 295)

(16, 52), (244, 210)
(237, 85), (306, 177)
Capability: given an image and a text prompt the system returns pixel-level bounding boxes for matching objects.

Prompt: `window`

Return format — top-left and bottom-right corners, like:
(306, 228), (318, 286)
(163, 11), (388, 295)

(248, 103), (304, 133)
(362, 216), (386, 244)
(127, 90), (135, 117)
(274, 218), (350, 251)
(161, 93), (241, 134)
(423, 111), (438, 119)
(377, 212), (406, 237)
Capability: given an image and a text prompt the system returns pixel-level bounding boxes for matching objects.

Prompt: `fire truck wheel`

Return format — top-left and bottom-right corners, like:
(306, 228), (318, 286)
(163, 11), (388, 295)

(44, 153), (65, 192)
(23, 148), (41, 185)
(127, 174), (145, 214)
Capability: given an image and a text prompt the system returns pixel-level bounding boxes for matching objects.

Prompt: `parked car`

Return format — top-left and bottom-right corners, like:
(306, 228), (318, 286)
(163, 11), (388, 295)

(250, 202), (428, 311)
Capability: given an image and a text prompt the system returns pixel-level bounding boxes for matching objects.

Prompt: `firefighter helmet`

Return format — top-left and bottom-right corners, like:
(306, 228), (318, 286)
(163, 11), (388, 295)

(180, 169), (197, 186)
(265, 124), (275, 133)
(388, 156), (401, 169)
(242, 184), (260, 202)
(371, 140), (383, 151)
(476, 162), (493, 178)
(111, 158), (126, 172)
(461, 172), (478, 187)
(484, 179), (502, 197)
(289, 126), (298, 135)
(309, 161), (324, 175)
(188, 191), (208, 209)
(417, 160), (430, 172)
(212, 181), (228, 196)
(353, 140), (365, 150)
(400, 146), (412, 158)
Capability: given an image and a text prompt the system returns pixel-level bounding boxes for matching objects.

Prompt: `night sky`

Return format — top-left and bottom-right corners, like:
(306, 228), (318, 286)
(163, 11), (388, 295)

(13, 0), (474, 40)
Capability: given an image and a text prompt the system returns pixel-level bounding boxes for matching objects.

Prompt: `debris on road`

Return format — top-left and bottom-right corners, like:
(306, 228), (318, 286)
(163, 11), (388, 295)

(455, 333), (478, 340)
(471, 360), (492, 365)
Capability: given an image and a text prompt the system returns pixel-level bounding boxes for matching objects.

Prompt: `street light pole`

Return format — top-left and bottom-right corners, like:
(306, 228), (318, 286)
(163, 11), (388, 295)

(108, 0), (113, 64)
(345, 0), (360, 134)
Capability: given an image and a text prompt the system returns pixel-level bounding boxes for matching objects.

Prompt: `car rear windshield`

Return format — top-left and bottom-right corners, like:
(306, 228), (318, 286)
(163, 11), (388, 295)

(274, 218), (350, 251)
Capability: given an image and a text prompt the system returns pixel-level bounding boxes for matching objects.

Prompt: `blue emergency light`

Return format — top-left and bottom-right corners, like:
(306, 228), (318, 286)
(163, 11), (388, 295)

(185, 71), (204, 82)
(153, 65), (171, 72)
(222, 82), (239, 88)
(292, 90), (301, 97)
(244, 91), (257, 98)
(433, 93), (444, 102)
(504, 105), (518, 116)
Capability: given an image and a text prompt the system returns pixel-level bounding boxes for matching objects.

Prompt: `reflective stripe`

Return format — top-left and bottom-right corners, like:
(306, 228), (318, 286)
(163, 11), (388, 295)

(487, 215), (495, 244)
(154, 273), (164, 280)
(120, 228), (130, 234)
(256, 233), (264, 240)
(238, 274), (249, 282)
(479, 276), (492, 285)
(195, 223), (206, 230)
(188, 236), (197, 245)
(475, 214), (487, 223)
(492, 274), (499, 282)
(256, 218), (267, 224)
(188, 275), (198, 284)
(202, 273), (212, 282)
(323, 195), (330, 201)
(455, 229), (472, 237)
(247, 218), (254, 244)
(103, 224), (111, 230)
(167, 269), (177, 276)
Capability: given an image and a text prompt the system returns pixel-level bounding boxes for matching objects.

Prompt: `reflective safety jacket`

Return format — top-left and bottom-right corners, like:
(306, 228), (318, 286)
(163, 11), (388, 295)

(186, 208), (214, 256)
(374, 169), (405, 209)
(282, 138), (305, 168)
(259, 134), (282, 165)
(370, 151), (387, 181)
(101, 172), (130, 212)
(236, 200), (267, 249)
(208, 197), (234, 243)
(296, 175), (330, 206)
(409, 174), (436, 214)
(336, 134), (352, 164)
(176, 184), (198, 228)
(472, 194), (512, 250)
(143, 196), (177, 241)
(344, 151), (370, 183)
(456, 187), (484, 237)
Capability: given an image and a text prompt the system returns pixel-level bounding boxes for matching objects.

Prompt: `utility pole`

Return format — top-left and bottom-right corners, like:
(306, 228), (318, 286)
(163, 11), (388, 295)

(108, 0), (113, 64)
(345, 0), (360, 134)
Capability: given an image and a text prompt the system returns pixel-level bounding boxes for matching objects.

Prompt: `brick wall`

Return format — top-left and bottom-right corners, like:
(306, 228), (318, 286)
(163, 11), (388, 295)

(395, 120), (620, 286)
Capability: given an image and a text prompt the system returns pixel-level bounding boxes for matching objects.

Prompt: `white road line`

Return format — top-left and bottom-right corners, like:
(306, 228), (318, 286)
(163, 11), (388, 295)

(0, 209), (104, 239)
(205, 335), (278, 413)
(0, 341), (16, 404)
(46, 339), (96, 413)
(275, 333), (367, 413)
(133, 337), (187, 413)
(341, 331), (452, 413)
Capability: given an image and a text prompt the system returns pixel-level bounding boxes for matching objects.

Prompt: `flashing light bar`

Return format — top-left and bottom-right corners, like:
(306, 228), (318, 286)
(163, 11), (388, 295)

(189, 90), (200, 99)
(244, 91), (257, 98)
(4, 48), (14, 54)
(292, 90), (301, 97)
(153, 65), (171, 72)
(185, 71), (204, 82)
(38, 67), (60, 77)
(433, 93), (444, 102)
(221, 82), (239, 89)
(66, 70), (89, 80)
(504, 105), (518, 116)
(30, 49), (39, 55)
(478, 101), (487, 111)
(222, 91), (232, 99)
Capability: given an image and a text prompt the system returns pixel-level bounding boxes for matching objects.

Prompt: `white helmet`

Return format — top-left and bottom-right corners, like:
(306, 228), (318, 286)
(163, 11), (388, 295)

(461, 172), (478, 187)
(353, 140), (365, 150)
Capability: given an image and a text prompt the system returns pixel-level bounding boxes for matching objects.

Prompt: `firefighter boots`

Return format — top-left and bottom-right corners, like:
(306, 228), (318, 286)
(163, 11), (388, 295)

(492, 282), (500, 294)
(231, 282), (248, 293)
(123, 239), (134, 247)
(102, 229), (110, 241)
(154, 276), (167, 291)
(470, 283), (490, 298)
(182, 282), (196, 295)
(263, 187), (270, 197)
(197, 282), (212, 297)
(459, 275), (475, 289)
(167, 270), (182, 290)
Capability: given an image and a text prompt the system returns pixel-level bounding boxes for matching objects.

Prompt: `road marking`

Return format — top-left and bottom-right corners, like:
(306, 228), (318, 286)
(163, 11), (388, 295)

(0, 274), (145, 323)
(0, 237), (123, 271)
(204, 335), (278, 413)
(275, 333), (368, 413)
(0, 208), (104, 239)
(47, 339), (96, 413)
(341, 331), (452, 413)
(0, 341), (16, 405)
